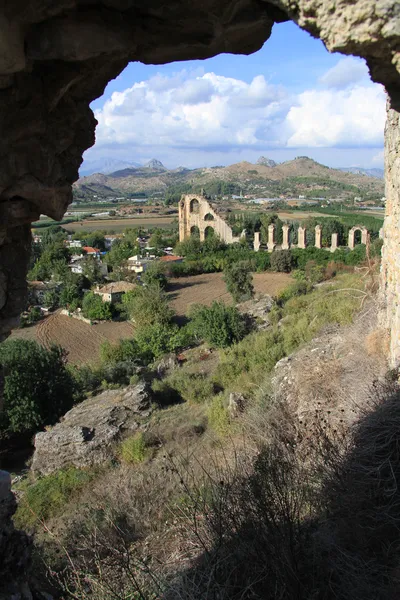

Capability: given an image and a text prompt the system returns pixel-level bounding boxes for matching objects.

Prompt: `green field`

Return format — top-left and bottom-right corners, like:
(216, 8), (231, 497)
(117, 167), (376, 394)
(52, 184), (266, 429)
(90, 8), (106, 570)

(63, 216), (176, 233)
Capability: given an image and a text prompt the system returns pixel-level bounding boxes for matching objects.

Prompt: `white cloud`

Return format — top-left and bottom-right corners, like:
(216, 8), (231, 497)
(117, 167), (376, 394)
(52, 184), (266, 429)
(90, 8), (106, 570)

(286, 85), (386, 147)
(319, 56), (370, 89)
(91, 66), (385, 164)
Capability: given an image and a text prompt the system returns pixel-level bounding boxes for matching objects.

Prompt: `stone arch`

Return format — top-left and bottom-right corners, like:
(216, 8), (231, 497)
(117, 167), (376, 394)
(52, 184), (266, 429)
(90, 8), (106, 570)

(204, 225), (215, 238)
(204, 213), (215, 221)
(348, 226), (369, 249)
(190, 199), (200, 214)
(190, 225), (200, 238)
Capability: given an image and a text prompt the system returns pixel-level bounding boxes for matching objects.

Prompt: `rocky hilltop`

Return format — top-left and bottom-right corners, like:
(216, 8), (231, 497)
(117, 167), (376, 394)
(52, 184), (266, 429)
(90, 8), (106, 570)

(74, 156), (385, 201)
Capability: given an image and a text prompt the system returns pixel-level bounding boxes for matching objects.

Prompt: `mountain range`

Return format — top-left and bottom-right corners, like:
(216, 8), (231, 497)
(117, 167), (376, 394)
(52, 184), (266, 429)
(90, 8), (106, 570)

(74, 156), (385, 202)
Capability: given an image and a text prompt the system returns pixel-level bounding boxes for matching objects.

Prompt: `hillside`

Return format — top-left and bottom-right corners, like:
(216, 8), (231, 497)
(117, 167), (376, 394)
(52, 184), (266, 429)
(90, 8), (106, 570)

(73, 156), (385, 202)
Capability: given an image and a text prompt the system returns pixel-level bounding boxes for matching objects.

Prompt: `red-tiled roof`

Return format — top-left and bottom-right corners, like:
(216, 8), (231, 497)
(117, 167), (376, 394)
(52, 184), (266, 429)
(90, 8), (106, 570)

(159, 255), (183, 262)
(82, 246), (100, 254)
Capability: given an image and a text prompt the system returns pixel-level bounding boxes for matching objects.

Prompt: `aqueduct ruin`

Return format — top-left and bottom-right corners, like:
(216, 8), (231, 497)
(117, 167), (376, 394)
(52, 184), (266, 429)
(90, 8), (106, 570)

(0, 2), (399, 594)
(179, 194), (245, 243)
(179, 195), (376, 252)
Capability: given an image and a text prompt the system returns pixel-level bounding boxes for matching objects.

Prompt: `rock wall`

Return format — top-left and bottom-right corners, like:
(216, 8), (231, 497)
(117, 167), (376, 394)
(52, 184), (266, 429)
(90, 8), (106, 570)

(380, 105), (400, 365)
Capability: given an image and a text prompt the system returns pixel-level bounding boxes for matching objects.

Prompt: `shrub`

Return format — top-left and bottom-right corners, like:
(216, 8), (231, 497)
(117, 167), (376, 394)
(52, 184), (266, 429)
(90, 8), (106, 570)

(165, 371), (217, 404)
(276, 280), (312, 305)
(142, 262), (168, 289)
(189, 301), (248, 348)
(14, 467), (95, 530)
(120, 432), (147, 464)
(0, 340), (76, 435)
(223, 262), (254, 302)
(270, 249), (293, 272)
(122, 284), (174, 328)
(135, 322), (194, 361)
(207, 395), (231, 437)
(82, 292), (113, 321)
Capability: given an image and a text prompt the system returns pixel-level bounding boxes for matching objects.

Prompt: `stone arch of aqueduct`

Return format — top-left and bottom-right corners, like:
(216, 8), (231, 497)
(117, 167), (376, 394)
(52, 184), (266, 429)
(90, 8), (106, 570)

(179, 194), (379, 253)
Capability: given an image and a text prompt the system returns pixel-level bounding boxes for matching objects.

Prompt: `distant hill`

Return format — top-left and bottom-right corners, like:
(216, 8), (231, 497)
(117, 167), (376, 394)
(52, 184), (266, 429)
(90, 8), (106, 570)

(144, 158), (166, 170)
(80, 157), (141, 176)
(74, 156), (384, 202)
(338, 167), (384, 179)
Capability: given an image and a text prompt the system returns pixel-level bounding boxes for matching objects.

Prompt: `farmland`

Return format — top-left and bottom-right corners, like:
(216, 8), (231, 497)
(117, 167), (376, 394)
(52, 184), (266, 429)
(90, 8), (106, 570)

(63, 216), (176, 232)
(10, 311), (135, 365)
(168, 271), (292, 316)
(10, 272), (291, 363)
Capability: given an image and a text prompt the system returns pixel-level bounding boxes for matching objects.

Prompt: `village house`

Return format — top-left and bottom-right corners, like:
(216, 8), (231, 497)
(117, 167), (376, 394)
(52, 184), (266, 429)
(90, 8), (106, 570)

(82, 246), (101, 257)
(94, 281), (137, 304)
(127, 255), (154, 274)
(28, 281), (61, 304)
(65, 239), (83, 248)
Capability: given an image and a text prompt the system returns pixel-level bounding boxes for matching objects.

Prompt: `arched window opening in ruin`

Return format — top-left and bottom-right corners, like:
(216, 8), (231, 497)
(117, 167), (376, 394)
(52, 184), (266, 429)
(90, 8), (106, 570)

(190, 225), (200, 238)
(354, 229), (362, 245)
(204, 213), (215, 221)
(190, 199), (200, 214)
(204, 226), (215, 239)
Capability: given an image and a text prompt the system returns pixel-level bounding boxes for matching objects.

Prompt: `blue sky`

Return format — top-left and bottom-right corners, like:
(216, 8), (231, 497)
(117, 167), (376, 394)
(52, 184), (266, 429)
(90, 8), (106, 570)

(84, 22), (385, 171)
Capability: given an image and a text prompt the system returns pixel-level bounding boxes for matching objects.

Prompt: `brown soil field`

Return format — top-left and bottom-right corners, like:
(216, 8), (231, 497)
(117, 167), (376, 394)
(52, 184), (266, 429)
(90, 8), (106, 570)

(64, 216), (175, 233)
(10, 311), (135, 365)
(168, 271), (292, 316)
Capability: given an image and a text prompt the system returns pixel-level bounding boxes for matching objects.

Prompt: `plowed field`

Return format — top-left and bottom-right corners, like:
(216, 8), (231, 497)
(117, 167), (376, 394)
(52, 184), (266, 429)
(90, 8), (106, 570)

(167, 271), (292, 316)
(10, 311), (135, 365)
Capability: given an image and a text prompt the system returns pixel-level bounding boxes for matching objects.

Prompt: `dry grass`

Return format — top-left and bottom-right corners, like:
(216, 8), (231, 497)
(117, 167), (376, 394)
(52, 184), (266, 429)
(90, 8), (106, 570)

(365, 328), (390, 357)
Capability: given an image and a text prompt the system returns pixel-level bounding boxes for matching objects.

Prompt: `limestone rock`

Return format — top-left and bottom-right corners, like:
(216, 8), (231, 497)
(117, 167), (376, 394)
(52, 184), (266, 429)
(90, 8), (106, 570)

(0, 471), (32, 600)
(256, 156), (276, 167)
(32, 382), (153, 475)
(239, 295), (274, 329)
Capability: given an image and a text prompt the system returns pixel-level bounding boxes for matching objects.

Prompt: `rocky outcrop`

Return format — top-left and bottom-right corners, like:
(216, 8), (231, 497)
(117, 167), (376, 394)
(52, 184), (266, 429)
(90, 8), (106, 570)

(256, 156), (277, 167)
(0, 0), (397, 340)
(0, 471), (32, 600)
(32, 383), (152, 475)
(380, 105), (400, 365)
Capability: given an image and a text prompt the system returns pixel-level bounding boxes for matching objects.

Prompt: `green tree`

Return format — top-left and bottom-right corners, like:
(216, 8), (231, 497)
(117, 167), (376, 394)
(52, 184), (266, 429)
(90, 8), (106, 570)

(122, 284), (173, 328)
(105, 239), (137, 269)
(82, 231), (106, 251)
(142, 262), (168, 289)
(189, 301), (247, 348)
(82, 292), (113, 321)
(223, 262), (254, 303)
(43, 288), (60, 310)
(270, 249), (293, 273)
(0, 340), (75, 435)
(82, 256), (104, 284)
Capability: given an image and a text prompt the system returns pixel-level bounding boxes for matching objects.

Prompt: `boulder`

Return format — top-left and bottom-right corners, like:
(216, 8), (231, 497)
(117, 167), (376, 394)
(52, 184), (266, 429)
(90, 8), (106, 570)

(31, 382), (152, 475)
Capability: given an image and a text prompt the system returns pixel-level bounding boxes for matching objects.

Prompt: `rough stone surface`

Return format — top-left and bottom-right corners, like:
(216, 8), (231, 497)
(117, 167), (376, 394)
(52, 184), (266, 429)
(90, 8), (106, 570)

(32, 382), (152, 475)
(239, 295), (274, 329)
(271, 304), (388, 431)
(380, 105), (400, 365)
(0, 471), (32, 600)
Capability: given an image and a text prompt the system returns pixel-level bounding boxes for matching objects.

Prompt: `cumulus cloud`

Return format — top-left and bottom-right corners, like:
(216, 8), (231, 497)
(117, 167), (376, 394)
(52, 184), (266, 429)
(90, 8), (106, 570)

(92, 66), (385, 162)
(319, 56), (370, 89)
(286, 85), (386, 147)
